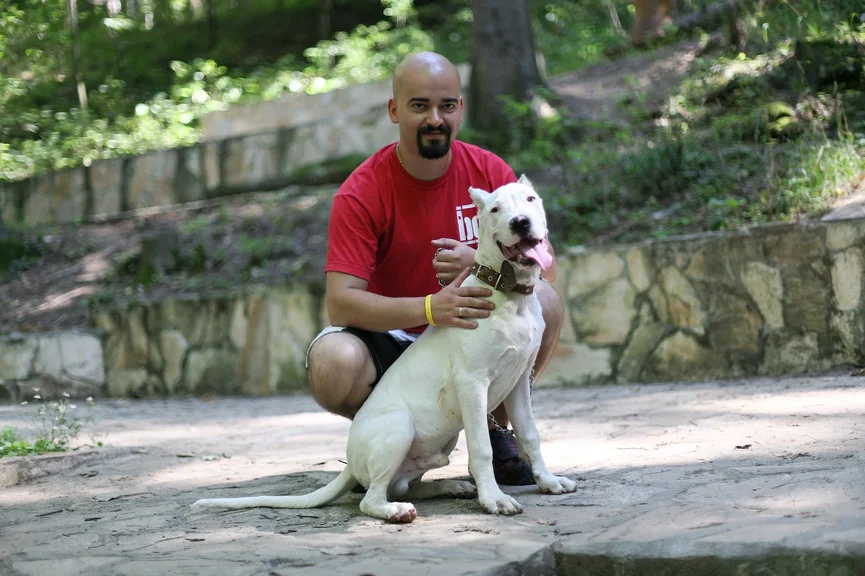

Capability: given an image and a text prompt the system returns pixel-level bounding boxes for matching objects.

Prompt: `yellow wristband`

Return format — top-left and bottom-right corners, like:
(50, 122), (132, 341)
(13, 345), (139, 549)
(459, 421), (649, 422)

(425, 294), (437, 326)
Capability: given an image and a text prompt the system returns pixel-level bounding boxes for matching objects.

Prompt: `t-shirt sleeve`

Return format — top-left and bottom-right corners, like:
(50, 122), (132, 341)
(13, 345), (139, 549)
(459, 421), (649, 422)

(325, 188), (380, 281)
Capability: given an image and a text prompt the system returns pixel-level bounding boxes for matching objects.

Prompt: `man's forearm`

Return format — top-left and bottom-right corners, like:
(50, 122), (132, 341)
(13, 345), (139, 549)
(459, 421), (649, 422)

(328, 288), (428, 332)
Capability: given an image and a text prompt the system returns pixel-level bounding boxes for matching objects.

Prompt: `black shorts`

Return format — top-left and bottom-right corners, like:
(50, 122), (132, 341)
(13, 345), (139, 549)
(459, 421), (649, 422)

(343, 328), (414, 385)
(306, 326), (414, 386)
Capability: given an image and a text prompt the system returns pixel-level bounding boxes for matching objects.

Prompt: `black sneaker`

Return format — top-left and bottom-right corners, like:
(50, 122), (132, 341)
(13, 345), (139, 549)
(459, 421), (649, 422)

(488, 425), (535, 486)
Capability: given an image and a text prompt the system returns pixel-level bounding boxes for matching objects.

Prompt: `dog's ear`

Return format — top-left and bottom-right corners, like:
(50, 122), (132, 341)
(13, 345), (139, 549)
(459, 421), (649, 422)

(468, 186), (490, 210)
(517, 174), (534, 189)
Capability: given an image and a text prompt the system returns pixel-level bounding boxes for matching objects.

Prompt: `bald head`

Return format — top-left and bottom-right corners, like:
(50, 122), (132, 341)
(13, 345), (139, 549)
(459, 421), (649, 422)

(392, 51), (461, 100)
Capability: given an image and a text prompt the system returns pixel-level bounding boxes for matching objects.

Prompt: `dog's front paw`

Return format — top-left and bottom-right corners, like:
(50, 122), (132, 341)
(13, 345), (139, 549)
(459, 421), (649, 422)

(537, 475), (577, 495)
(478, 490), (523, 516)
(385, 502), (418, 523)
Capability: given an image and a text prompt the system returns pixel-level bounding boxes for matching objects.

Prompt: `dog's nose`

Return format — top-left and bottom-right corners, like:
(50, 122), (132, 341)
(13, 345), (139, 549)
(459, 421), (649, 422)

(509, 216), (531, 236)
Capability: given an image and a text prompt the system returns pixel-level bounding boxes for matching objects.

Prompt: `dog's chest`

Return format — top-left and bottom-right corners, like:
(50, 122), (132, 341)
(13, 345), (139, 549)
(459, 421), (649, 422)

(485, 301), (542, 378)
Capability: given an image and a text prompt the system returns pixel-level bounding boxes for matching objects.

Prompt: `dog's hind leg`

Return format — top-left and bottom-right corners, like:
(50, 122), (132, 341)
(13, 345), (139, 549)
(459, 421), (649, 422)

(352, 410), (418, 523)
(504, 369), (577, 495)
(404, 479), (477, 500)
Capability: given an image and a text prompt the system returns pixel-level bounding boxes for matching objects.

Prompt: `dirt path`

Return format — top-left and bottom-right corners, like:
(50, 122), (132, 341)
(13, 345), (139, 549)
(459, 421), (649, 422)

(1, 374), (864, 575)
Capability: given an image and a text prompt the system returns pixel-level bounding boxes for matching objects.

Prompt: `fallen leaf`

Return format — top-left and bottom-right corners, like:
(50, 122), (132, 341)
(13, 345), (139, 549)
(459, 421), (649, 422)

(735, 444), (752, 450)
(175, 453), (195, 458)
(185, 537), (205, 542)
(78, 470), (98, 477)
(84, 517), (101, 522)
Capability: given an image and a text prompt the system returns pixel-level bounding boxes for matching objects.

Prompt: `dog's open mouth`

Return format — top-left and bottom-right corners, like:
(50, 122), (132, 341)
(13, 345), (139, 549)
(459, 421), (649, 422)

(497, 238), (552, 270)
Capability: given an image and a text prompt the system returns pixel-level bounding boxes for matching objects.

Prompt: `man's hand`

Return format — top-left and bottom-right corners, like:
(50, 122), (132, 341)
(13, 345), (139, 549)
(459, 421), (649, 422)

(430, 268), (495, 329)
(432, 238), (476, 285)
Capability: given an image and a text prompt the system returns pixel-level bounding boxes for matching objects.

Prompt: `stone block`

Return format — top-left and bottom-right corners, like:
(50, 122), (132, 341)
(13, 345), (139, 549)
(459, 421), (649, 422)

(657, 267), (707, 335)
(223, 132), (281, 189)
(831, 248), (863, 312)
(707, 290), (763, 353)
(107, 368), (150, 397)
(782, 265), (829, 334)
(741, 262), (784, 330)
(566, 251), (626, 298)
(127, 150), (178, 210)
(617, 321), (668, 382)
(645, 331), (728, 382)
(89, 157), (123, 217)
(24, 169), (86, 224)
(762, 225), (824, 265)
(541, 342), (612, 386)
(626, 247), (654, 292)
(760, 331), (822, 375)
(0, 183), (21, 223)
(58, 333), (105, 385)
(571, 278), (637, 345)
(826, 219), (865, 251)
(0, 337), (37, 380)
(185, 348), (237, 395)
(159, 330), (188, 394)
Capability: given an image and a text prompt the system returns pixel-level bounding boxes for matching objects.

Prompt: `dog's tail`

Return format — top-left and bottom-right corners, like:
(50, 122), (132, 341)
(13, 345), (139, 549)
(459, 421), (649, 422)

(190, 468), (357, 511)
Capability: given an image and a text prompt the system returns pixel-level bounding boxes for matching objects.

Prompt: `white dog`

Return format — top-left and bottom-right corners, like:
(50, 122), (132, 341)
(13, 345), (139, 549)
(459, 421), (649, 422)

(192, 175), (576, 522)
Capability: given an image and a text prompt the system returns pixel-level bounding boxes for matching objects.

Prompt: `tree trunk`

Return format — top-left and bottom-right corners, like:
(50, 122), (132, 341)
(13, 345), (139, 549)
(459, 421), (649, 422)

(319, 0), (334, 40)
(206, 0), (218, 49)
(469, 0), (543, 134)
(630, 0), (673, 46)
(68, 0), (88, 113)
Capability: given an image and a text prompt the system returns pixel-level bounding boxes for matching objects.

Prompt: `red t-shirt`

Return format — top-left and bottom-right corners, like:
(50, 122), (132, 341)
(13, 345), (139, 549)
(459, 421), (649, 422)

(326, 140), (517, 332)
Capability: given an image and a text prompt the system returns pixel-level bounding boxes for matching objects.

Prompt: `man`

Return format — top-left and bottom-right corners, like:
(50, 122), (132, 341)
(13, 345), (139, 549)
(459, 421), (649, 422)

(306, 51), (564, 485)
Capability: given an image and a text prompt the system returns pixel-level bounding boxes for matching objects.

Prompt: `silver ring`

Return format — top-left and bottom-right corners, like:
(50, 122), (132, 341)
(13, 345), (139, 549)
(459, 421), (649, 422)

(458, 307), (464, 318)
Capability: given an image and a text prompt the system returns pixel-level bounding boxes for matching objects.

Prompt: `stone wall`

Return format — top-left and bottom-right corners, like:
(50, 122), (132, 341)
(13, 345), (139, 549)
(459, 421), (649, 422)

(0, 332), (105, 402)
(2, 217), (864, 400)
(201, 63), (471, 141)
(0, 65), (471, 227)
(89, 288), (327, 398)
(543, 218), (865, 386)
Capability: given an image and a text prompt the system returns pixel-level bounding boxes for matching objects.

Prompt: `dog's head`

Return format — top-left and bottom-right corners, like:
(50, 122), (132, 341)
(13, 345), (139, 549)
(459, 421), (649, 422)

(469, 175), (552, 272)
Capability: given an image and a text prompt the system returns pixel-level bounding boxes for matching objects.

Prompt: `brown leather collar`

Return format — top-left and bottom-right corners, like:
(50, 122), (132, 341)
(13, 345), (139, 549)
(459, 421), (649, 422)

(471, 261), (535, 295)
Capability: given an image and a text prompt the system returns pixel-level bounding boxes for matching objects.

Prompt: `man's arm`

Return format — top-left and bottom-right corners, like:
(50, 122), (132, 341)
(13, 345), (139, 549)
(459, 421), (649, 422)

(326, 272), (426, 332)
(326, 270), (496, 332)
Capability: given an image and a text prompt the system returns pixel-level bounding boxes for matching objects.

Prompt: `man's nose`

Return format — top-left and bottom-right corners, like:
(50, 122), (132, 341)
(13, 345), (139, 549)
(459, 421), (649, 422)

(509, 216), (531, 236)
(428, 107), (442, 125)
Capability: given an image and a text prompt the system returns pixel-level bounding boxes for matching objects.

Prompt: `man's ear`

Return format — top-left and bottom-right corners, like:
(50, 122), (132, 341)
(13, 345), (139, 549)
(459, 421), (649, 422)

(468, 186), (490, 210)
(517, 174), (533, 188)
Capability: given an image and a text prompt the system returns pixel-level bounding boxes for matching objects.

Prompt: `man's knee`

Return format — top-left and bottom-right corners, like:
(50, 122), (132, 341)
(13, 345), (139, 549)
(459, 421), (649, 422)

(307, 333), (376, 416)
(537, 280), (564, 344)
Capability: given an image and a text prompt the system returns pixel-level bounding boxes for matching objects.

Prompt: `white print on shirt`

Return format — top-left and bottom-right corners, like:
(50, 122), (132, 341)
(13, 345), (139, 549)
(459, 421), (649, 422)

(455, 203), (479, 246)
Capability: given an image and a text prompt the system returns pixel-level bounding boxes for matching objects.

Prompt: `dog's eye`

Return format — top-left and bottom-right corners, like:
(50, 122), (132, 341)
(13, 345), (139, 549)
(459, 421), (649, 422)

(527, 196), (536, 202)
(490, 207), (499, 213)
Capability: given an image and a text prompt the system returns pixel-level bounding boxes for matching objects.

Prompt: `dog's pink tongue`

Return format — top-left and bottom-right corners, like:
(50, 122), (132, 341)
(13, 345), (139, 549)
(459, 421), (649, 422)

(520, 238), (553, 270)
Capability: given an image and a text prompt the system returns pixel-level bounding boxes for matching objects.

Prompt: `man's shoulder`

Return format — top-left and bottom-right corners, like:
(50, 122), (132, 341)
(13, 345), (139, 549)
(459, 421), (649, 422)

(337, 144), (394, 197)
(454, 139), (507, 164)
(453, 140), (516, 186)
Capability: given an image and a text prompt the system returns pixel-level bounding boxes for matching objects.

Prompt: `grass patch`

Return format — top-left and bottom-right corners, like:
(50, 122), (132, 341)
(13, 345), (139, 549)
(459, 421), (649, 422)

(0, 426), (65, 458)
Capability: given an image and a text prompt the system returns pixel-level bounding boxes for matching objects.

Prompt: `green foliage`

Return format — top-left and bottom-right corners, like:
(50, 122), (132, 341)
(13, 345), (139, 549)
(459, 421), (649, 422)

(1, 392), (96, 458)
(0, 426), (64, 458)
(532, 0), (633, 75)
(0, 232), (45, 276)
